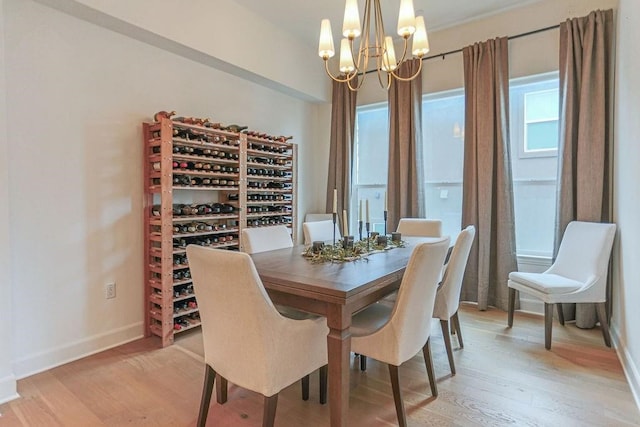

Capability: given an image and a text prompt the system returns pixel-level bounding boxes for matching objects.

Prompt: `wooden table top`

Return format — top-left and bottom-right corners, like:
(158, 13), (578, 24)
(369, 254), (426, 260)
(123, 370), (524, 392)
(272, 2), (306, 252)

(250, 237), (447, 303)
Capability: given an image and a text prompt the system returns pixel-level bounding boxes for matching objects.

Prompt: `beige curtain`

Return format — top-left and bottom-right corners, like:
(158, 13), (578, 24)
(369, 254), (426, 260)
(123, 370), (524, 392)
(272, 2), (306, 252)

(387, 59), (425, 231)
(460, 37), (517, 311)
(556, 9), (613, 328)
(326, 78), (358, 219)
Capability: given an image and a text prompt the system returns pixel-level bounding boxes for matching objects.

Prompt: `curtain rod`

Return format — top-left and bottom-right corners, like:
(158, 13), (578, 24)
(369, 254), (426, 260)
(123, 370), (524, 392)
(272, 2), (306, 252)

(363, 23), (560, 75)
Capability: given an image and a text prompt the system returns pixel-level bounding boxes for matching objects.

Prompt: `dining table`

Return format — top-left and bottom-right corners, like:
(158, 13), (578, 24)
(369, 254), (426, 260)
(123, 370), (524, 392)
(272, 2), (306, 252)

(250, 236), (446, 427)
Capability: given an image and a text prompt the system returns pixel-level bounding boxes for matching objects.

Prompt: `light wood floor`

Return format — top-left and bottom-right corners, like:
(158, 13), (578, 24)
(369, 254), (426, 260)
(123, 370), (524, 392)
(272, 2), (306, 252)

(1, 304), (638, 426)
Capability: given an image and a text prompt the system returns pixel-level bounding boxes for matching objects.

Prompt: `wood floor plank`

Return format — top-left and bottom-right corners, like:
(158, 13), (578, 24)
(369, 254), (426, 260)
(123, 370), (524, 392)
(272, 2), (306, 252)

(0, 304), (638, 426)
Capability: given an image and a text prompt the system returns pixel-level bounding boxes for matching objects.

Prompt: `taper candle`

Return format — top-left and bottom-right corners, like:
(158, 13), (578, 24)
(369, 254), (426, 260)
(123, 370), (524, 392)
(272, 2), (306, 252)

(343, 209), (348, 236)
(332, 188), (337, 213)
(366, 199), (370, 223)
(384, 191), (388, 211)
(359, 200), (362, 221)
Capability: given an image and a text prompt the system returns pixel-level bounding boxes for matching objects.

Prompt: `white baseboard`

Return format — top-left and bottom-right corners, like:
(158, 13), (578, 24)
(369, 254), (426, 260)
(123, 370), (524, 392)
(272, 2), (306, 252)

(0, 374), (19, 406)
(611, 323), (640, 413)
(13, 322), (144, 380)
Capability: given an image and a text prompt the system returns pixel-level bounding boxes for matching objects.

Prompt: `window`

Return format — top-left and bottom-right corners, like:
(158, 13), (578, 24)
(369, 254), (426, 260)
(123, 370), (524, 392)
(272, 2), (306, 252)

(352, 73), (560, 258)
(352, 104), (389, 235)
(421, 90), (465, 239)
(510, 74), (560, 257)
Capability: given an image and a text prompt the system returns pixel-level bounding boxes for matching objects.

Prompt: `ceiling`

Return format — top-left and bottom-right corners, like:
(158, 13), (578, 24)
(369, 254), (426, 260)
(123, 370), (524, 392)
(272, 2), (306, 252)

(233, 0), (543, 49)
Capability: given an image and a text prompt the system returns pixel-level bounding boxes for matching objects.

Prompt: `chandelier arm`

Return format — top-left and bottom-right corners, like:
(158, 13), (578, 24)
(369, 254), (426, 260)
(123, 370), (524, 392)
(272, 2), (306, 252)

(374, 0), (385, 45)
(346, 73), (365, 91)
(356, 0), (372, 76)
(324, 60), (359, 83)
(395, 37), (410, 66)
(388, 56), (424, 82)
(375, 67), (392, 91)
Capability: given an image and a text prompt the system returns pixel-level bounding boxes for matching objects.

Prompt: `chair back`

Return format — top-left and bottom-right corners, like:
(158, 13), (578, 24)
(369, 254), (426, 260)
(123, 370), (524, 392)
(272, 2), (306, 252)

(548, 221), (616, 297)
(386, 237), (450, 364)
(242, 225), (293, 254)
(303, 220), (341, 244)
(396, 218), (443, 237)
(432, 225), (476, 320)
(186, 246), (298, 395)
(304, 213), (333, 223)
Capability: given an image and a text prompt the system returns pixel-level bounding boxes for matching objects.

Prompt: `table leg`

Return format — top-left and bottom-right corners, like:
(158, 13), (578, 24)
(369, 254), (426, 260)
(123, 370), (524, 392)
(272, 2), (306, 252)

(326, 304), (351, 427)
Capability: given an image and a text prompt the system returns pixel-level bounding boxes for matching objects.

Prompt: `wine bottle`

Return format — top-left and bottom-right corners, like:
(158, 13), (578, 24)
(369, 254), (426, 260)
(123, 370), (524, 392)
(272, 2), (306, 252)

(223, 124), (248, 133)
(153, 110), (176, 122)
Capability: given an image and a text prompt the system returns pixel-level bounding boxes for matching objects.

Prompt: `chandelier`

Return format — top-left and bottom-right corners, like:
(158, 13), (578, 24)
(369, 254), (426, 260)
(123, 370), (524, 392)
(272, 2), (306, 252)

(318, 0), (430, 91)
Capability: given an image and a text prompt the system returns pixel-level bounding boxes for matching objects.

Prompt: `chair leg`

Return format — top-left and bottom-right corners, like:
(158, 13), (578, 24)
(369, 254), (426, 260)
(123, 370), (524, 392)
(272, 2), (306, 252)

(360, 354), (367, 371)
(319, 365), (328, 404)
(544, 303), (554, 350)
(422, 337), (438, 397)
(216, 375), (228, 404)
(301, 374), (310, 401)
(508, 288), (516, 327)
(595, 302), (612, 348)
(452, 311), (464, 349)
(440, 319), (456, 375)
(557, 303), (565, 326)
(197, 364), (216, 427)
(388, 364), (407, 427)
(262, 394), (278, 427)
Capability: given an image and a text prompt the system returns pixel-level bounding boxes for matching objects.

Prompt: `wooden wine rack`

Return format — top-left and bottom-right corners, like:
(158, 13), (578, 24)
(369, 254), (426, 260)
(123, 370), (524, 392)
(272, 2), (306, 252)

(143, 117), (297, 346)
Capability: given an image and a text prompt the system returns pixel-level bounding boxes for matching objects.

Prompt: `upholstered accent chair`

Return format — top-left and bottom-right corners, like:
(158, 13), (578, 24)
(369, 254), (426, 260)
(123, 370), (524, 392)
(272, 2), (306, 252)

(396, 218), (443, 237)
(241, 224), (326, 402)
(304, 213), (333, 223)
(241, 225), (292, 254)
(349, 238), (450, 426)
(187, 246), (329, 427)
(432, 225), (475, 375)
(507, 221), (616, 350)
(303, 219), (341, 245)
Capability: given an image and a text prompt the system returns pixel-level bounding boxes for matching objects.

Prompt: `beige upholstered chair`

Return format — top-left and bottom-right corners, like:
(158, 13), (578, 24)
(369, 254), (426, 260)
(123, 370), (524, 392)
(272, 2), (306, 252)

(304, 213), (333, 223)
(396, 218), (443, 237)
(432, 225), (475, 375)
(186, 246), (329, 427)
(242, 225), (293, 254)
(240, 224), (325, 402)
(508, 221), (616, 350)
(349, 237), (450, 426)
(365, 218), (445, 372)
(303, 219), (341, 245)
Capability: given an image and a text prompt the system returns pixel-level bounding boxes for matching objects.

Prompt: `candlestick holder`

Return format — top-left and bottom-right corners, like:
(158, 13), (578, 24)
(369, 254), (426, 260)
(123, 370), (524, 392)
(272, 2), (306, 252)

(332, 212), (337, 247)
(365, 222), (371, 252)
(383, 210), (388, 236)
(358, 220), (363, 241)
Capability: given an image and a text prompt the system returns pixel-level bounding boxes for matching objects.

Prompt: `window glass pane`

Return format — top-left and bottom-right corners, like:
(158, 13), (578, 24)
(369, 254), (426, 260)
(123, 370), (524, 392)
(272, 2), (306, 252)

(351, 106), (389, 235)
(525, 90), (558, 121)
(355, 108), (388, 185)
(422, 91), (465, 238)
(526, 120), (559, 151)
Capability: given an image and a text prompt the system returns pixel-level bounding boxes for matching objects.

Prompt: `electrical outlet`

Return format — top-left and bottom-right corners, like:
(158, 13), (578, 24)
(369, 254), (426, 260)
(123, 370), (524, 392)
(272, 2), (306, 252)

(105, 282), (116, 299)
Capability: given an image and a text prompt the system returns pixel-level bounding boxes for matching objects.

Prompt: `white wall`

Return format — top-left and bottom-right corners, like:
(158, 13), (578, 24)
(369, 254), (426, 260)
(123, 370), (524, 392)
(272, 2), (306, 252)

(3, 0), (318, 380)
(613, 0), (640, 408)
(0, 0), (18, 406)
(36, 0), (330, 103)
